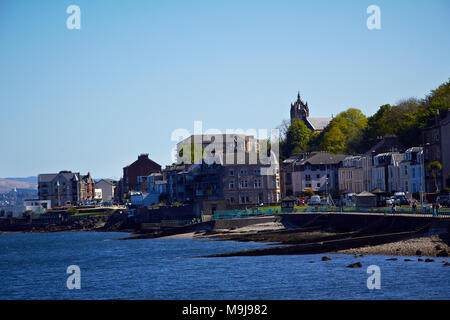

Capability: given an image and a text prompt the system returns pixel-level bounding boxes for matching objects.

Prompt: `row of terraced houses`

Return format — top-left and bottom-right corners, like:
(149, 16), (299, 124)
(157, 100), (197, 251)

(36, 93), (450, 212)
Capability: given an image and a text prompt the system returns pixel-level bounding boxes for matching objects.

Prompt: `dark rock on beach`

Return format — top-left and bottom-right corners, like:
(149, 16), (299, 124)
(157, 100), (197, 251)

(436, 250), (448, 257)
(321, 256), (332, 261)
(346, 262), (362, 268)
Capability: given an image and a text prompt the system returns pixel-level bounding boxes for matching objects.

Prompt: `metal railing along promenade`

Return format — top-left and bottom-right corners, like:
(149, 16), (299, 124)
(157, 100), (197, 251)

(211, 206), (450, 220)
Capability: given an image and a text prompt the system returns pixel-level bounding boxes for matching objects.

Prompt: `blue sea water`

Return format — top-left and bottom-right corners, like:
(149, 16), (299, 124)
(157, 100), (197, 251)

(0, 232), (448, 300)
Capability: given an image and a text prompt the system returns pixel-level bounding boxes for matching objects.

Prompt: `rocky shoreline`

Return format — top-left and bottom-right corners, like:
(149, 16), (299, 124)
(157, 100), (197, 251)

(2, 214), (449, 259)
(335, 234), (449, 257)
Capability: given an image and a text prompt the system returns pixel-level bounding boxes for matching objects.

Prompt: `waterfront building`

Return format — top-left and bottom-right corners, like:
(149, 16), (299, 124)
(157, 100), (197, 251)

(422, 109), (450, 192)
(338, 156), (364, 194)
(280, 153), (308, 197)
(80, 172), (96, 204)
(221, 154), (280, 207)
(176, 134), (262, 166)
(163, 164), (191, 204)
(399, 147), (424, 197)
(38, 171), (82, 207)
(284, 152), (347, 195)
(371, 153), (404, 192)
(23, 199), (51, 213)
(141, 173), (167, 206)
(363, 136), (406, 192)
(122, 154), (161, 197)
(95, 179), (117, 203)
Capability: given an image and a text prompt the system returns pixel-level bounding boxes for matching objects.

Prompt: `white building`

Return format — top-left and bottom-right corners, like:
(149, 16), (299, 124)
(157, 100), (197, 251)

(399, 147), (424, 197)
(94, 189), (103, 201)
(338, 156), (364, 194)
(294, 152), (348, 195)
(372, 153), (403, 192)
(24, 199), (51, 214)
(145, 173), (167, 206)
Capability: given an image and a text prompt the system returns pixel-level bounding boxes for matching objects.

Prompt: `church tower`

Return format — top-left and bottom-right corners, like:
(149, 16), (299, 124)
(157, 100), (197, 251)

(290, 91), (309, 124)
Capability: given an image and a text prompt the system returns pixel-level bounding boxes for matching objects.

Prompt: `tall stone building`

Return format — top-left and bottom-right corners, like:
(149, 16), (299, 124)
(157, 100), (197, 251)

(422, 109), (450, 192)
(38, 171), (80, 207)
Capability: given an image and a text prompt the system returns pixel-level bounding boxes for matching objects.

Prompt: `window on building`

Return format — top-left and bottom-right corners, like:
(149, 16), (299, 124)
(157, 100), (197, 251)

(229, 170), (234, 176)
(240, 195), (250, 203)
(240, 180), (248, 188)
(254, 179), (262, 188)
(229, 181), (234, 189)
(258, 193), (263, 203)
(316, 174), (320, 179)
(434, 130), (439, 142)
(240, 169), (248, 176)
(317, 183), (321, 188)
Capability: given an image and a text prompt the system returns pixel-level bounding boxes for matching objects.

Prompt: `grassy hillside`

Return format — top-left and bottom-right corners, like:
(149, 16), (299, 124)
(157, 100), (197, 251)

(0, 178), (37, 194)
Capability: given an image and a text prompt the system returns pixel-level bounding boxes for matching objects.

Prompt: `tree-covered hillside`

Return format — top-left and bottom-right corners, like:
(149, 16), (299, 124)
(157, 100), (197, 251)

(279, 79), (450, 160)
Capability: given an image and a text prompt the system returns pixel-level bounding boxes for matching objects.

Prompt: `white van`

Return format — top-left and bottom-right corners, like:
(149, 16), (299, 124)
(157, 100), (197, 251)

(308, 195), (321, 205)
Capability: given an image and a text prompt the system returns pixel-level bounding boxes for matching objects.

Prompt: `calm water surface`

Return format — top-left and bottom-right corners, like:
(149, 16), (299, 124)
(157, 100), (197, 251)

(0, 232), (448, 299)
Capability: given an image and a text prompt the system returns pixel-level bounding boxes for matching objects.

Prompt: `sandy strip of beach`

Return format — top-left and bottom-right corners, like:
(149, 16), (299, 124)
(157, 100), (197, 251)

(159, 232), (197, 239)
(336, 235), (449, 257)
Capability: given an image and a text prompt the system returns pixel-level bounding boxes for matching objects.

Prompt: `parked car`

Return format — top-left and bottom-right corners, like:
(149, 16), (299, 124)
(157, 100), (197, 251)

(437, 195), (450, 207)
(395, 196), (410, 206)
(394, 192), (410, 205)
(308, 195), (321, 206)
(297, 199), (306, 206)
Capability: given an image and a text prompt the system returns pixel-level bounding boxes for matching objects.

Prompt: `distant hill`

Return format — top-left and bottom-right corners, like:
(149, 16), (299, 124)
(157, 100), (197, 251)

(0, 178), (37, 194)
(4, 176), (38, 184)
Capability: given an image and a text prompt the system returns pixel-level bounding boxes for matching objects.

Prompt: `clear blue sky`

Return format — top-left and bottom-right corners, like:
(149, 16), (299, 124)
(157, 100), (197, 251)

(1, 0), (449, 179)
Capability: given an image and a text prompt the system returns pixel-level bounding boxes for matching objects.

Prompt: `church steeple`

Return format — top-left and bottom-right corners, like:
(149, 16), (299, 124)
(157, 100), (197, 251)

(290, 91), (309, 124)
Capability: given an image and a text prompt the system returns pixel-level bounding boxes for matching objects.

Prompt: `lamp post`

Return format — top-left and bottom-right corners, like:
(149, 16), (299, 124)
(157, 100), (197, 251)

(420, 148), (425, 206)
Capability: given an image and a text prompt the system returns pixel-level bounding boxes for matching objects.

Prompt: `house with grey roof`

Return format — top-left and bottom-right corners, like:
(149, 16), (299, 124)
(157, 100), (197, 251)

(95, 179), (117, 203)
(285, 152), (348, 195)
(38, 171), (82, 207)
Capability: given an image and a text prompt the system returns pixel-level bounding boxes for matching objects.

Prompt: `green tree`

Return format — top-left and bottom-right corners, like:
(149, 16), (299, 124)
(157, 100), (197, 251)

(427, 161), (442, 193)
(280, 119), (312, 158)
(319, 108), (367, 154)
(66, 207), (78, 215)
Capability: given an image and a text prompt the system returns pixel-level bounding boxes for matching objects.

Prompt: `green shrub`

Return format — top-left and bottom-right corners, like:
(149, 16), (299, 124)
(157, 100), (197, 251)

(66, 207), (78, 215)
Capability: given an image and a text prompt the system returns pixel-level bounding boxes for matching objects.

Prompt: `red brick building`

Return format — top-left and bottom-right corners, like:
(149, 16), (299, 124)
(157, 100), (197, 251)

(123, 154), (161, 195)
(80, 172), (95, 203)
